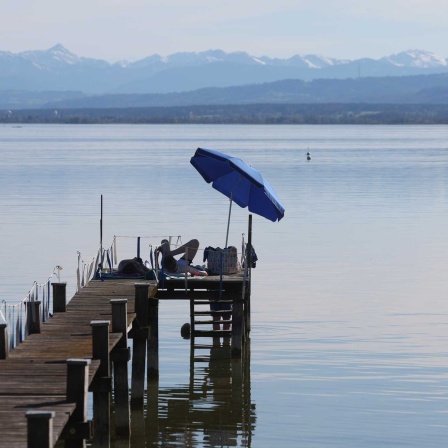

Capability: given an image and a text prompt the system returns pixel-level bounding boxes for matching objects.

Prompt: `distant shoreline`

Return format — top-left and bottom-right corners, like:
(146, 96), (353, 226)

(2, 103), (448, 125)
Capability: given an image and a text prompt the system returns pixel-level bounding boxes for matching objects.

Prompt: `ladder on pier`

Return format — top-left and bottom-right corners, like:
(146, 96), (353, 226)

(190, 297), (233, 339)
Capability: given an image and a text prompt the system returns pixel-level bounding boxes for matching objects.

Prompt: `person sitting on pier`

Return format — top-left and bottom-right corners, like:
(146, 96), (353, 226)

(157, 238), (208, 276)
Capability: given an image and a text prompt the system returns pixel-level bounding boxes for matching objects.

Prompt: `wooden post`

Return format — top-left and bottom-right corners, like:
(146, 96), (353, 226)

(147, 297), (159, 380)
(146, 379), (159, 446)
(131, 283), (150, 409)
(231, 297), (243, 358)
(0, 323), (8, 359)
(231, 357), (243, 407)
(189, 296), (195, 346)
(134, 283), (150, 327)
(91, 320), (111, 448)
(65, 359), (91, 448)
(26, 410), (55, 448)
(52, 282), (67, 313)
(111, 298), (130, 437)
(91, 320), (110, 377)
(26, 301), (41, 334)
(246, 214), (252, 334)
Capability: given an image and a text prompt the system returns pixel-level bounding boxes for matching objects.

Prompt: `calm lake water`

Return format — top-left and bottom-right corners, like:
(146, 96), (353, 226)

(1, 124), (448, 447)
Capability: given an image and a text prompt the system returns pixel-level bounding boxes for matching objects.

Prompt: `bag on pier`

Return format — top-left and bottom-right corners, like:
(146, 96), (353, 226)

(243, 245), (258, 268)
(203, 246), (240, 275)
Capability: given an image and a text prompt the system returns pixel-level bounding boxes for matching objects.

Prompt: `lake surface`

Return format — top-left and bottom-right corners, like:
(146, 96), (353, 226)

(1, 124), (448, 447)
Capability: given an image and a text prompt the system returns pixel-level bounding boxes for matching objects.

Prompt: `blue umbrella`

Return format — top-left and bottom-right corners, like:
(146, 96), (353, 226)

(190, 147), (285, 246)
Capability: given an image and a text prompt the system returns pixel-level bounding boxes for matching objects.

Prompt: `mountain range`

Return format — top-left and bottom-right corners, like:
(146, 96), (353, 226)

(1, 44), (448, 95)
(2, 45), (448, 109)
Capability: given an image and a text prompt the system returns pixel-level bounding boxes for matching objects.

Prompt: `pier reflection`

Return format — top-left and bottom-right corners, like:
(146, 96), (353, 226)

(128, 338), (255, 448)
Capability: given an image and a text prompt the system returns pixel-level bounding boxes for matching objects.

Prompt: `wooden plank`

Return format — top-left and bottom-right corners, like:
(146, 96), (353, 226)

(0, 360), (100, 395)
(0, 278), (141, 447)
(193, 320), (232, 325)
(193, 330), (232, 337)
(0, 397), (76, 447)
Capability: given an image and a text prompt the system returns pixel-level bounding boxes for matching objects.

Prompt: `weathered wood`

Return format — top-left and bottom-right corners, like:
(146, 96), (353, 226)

(26, 300), (41, 334)
(146, 379), (159, 445)
(190, 296), (195, 341)
(193, 329), (232, 337)
(91, 320), (110, 377)
(231, 299), (243, 358)
(147, 297), (159, 380)
(0, 274), (252, 446)
(0, 322), (8, 359)
(131, 283), (150, 408)
(0, 279), (156, 447)
(110, 299), (130, 437)
(92, 391), (110, 448)
(0, 398), (75, 448)
(52, 282), (67, 313)
(91, 320), (111, 448)
(26, 410), (55, 448)
(194, 319), (232, 325)
(65, 358), (91, 448)
(134, 283), (150, 327)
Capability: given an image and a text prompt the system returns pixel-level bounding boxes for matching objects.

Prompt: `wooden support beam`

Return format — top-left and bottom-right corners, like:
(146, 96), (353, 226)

(134, 283), (150, 327)
(147, 297), (159, 380)
(231, 299), (243, 358)
(26, 410), (55, 448)
(110, 298), (130, 437)
(91, 320), (110, 377)
(146, 379), (159, 445)
(91, 320), (111, 448)
(52, 282), (67, 313)
(246, 214), (252, 334)
(65, 358), (92, 448)
(131, 283), (150, 409)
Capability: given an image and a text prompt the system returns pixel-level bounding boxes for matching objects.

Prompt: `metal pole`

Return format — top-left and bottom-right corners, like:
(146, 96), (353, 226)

(100, 195), (103, 264)
(225, 197), (233, 248)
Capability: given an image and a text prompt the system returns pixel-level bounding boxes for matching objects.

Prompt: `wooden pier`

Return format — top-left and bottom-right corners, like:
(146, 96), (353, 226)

(0, 272), (250, 447)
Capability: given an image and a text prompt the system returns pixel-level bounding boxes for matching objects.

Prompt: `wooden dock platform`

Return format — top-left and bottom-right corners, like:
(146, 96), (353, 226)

(0, 273), (250, 447)
(0, 279), (154, 447)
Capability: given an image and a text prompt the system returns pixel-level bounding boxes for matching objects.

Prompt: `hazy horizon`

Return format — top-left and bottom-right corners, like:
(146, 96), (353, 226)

(1, 0), (447, 63)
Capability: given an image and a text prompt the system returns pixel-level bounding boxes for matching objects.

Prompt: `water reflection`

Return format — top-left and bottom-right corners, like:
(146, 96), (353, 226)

(127, 338), (255, 448)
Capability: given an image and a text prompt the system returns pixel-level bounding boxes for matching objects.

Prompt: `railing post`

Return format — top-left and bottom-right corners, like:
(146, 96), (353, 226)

(26, 410), (55, 448)
(26, 301), (41, 334)
(110, 298), (130, 437)
(52, 282), (67, 313)
(91, 320), (111, 448)
(0, 323), (8, 359)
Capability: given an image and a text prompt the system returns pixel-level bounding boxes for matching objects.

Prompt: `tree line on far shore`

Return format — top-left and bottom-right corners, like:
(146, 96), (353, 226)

(2, 103), (448, 125)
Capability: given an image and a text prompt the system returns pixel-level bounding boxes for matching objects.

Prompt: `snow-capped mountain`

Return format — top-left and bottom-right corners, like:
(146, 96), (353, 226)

(382, 50), (448, 68)
(0, 45), (447, 95)
(14, 44), (109, 68)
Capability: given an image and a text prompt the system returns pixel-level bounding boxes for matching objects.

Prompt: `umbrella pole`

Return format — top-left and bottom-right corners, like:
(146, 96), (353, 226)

(225, 197), (233, 248)
(100, 194), (103, 265)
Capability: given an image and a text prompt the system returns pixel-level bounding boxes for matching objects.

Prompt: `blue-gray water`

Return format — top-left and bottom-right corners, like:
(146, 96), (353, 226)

(1, 124), (448, 447)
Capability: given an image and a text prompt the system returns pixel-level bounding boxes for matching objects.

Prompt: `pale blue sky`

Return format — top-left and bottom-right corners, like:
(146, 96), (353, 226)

(1, 0), (447, 62)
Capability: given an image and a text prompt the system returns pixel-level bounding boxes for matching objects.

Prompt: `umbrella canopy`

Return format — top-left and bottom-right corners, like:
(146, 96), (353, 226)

(190, 147), (285, 245)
